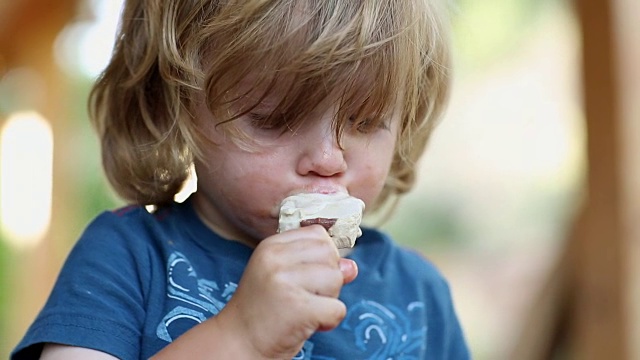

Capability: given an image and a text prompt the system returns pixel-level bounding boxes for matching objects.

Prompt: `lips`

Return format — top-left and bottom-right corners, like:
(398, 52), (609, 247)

(298, 185), (347, 195)
(269, 185), (348, 219)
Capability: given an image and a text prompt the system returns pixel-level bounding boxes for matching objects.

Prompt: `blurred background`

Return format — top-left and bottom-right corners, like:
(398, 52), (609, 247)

(0, 0), (638, 359)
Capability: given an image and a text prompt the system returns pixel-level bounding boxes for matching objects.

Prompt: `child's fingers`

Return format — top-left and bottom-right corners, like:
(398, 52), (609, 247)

(271, 224), (337, 248)
(339, 258), (358, 284)
(259, 227), (340, 264)
(311, 297), (348, 332)
(283, 263), (344, 298)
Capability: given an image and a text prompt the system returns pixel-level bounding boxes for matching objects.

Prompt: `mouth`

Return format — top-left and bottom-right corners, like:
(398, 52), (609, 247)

(298, 185), (347, 195)
(269, 187), (348, 218)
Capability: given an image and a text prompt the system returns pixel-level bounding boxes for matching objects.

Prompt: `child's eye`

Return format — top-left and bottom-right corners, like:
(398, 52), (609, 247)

(348, 115), (390, 133)
(247, 113), (283, 131)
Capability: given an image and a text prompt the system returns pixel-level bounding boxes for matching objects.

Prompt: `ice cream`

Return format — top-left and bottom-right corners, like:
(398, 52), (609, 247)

(278, 193), (365, 248)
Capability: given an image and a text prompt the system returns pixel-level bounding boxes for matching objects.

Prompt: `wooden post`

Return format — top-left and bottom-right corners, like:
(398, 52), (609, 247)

(0, 0), (80, 355)
(571, 0), (636, 358)
(510, 0), (638, 358)
(610, 0), (640, 358)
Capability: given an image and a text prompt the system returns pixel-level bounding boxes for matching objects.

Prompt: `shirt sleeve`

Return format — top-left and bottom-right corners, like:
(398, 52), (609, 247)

(12, 210), (151, 360)
(399, 246), (472, 359)
(441, 281), (472, 359)
(424, 270), (471, 360)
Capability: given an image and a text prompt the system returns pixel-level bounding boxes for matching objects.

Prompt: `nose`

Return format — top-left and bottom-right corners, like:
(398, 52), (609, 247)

(296, 121), (347, 177)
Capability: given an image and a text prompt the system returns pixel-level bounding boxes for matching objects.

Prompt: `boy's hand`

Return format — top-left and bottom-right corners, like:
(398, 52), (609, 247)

(218, 225), (358, 359)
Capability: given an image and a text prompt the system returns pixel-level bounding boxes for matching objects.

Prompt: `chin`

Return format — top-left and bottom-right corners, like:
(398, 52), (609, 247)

(243, 221), (278, 241)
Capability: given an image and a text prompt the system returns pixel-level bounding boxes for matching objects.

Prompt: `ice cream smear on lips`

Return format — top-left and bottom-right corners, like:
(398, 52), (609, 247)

(278, 192), (366, 249)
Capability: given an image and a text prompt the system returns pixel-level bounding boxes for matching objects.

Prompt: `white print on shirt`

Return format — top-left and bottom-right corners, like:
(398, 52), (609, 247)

(156, 251), (427, 360)
(156, 251), (237, 342)
(341, 300), (428, 358)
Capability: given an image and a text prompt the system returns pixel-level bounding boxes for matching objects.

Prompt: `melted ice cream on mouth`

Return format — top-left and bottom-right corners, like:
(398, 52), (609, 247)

(277, 193), (365, 249)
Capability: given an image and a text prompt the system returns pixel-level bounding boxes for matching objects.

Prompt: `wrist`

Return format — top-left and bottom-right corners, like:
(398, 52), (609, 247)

(151, 309), (264, 359)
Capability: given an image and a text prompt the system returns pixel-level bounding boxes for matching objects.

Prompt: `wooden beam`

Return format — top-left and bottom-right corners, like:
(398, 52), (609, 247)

(571, 0), (633, 358)
(0, 0), (79, 67)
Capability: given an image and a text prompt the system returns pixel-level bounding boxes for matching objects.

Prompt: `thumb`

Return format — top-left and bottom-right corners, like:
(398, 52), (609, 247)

(339, 258), (358, 284)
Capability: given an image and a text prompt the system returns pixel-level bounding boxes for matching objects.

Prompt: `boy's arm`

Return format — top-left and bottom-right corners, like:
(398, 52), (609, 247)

(35, 313), (271, 359)
(36, 319), (273, 360)
(40, 344), (118, 360)
(149, 314), (264, 359)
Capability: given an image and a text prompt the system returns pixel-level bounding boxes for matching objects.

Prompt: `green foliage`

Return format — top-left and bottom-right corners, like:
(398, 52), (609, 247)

(452, 0), (556, 73)
(381, 195), (470, 252)
(65, 76), (123, 241)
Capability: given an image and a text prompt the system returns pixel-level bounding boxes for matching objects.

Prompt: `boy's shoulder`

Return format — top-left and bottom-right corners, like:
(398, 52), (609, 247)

(85, 202), (183, 234)
(99, 202), (177, 222)
(72, 202), (188, 257)
(356, 228), (449, 285)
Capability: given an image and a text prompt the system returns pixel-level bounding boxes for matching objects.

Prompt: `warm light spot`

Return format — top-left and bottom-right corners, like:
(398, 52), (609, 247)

(54, 0), (125, 78)
(175, 165), (197, 203)
(0, 111), (54, 249)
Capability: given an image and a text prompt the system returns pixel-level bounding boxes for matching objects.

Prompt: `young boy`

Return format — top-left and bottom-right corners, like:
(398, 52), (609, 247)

(13, 0), (470, 359)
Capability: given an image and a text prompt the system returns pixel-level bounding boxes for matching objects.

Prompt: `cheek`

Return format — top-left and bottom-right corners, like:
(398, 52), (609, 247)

(222, 153), (286, 208)
(350, 147), (395, 206)
(362, 164), (391, 198)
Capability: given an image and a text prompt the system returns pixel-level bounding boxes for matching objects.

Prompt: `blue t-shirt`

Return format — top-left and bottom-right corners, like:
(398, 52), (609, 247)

(12, 198), (470, 359)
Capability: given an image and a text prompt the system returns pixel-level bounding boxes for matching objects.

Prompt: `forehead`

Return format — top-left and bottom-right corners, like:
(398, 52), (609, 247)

(228, 68), (379, 107)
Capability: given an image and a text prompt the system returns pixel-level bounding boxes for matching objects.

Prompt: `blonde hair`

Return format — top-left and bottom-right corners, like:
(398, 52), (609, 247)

(90, 0), (452, 210)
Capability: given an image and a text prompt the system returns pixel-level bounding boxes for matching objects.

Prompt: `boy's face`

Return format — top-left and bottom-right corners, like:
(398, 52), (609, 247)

(191, 92), (399, 247)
